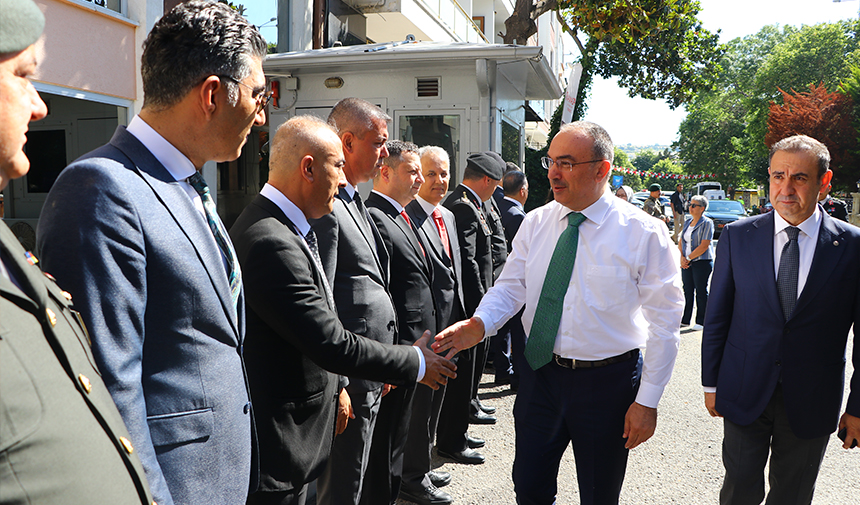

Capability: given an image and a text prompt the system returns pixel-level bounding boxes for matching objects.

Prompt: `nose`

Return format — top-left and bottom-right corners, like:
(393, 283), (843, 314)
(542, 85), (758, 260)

(337, 166), (348, 188)
(30, 83), (47, 122)
(380, 143), (389, 159)
(417, 170), (425, 185)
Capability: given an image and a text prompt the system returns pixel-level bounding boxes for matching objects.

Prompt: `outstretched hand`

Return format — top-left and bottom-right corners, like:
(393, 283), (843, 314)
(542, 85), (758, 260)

(415, 330), (457, 390)
(432, 317), (485, 360)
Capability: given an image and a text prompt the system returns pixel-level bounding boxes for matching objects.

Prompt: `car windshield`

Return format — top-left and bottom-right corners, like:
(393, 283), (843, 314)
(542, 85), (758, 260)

(707, 200), (746, 215)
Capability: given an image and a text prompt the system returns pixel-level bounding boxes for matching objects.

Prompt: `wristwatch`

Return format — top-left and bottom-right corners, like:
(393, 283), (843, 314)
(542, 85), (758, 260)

(685, 255), (691, 262)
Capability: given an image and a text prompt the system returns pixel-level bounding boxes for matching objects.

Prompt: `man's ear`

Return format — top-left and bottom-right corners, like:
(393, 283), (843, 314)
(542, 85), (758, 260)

(197, 75), (222, 119)
(300, 155), (315, 183)
(595, 160), (611, 181)
(342, 132), (355, 154)
(820, 169), (834, 190)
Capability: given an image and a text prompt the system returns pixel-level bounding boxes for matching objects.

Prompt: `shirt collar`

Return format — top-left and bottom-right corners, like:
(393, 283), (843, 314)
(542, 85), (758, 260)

(558, 189), (613, 226)
(415, 195), (438, 216)
(503, 196), (523, 209)
(343, 184), (357, 200)
(259, 183), (311, 237)
(462, 184), (483, 203)
(773, 205), (821, 240)
(371, 190), (404, 213)
(126, 115), (197, 182)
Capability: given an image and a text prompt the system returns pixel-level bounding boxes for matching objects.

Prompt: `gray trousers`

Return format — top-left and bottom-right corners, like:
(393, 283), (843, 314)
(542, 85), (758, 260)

(720, 385), (829, 505)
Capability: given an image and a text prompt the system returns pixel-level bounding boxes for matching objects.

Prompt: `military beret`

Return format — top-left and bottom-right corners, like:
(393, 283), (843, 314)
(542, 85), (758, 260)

(483, 151), (507, 175)
(649, 183), (662, 192)
(0, 0), (45, 54)
(467, 152), (503, 180)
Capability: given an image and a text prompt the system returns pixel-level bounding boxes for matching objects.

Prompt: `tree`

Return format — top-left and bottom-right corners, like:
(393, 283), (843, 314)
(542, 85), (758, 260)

(502, 0), (724, 109)
(612, 148), (642, 189)
(766, 84), (858, 189)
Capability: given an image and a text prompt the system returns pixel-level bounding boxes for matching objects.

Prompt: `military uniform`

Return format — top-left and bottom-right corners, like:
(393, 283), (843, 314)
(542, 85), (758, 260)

(0, 222), (153, 505)
(643, 196), (665, 220)
(822, 195), (849, 222)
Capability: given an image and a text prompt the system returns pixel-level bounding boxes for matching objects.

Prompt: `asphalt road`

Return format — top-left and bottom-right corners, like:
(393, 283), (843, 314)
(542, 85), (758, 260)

(410, 327), (859, 504)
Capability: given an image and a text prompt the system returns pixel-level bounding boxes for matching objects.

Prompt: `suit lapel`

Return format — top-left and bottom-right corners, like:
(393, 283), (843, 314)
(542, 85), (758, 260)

(369, 194), (431, 279)
(792, 214), (845, 317)
(110, 127), (241, 341)
(407, 201), (451, 269)
(750, 213), (784, 322)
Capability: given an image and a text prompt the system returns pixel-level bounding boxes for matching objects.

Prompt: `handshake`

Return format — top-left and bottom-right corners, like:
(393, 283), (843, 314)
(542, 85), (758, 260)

(414, 317), (487, 389)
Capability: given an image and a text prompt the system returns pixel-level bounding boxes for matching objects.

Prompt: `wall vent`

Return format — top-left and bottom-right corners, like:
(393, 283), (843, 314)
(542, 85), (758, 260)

(416, 77), (440, 99)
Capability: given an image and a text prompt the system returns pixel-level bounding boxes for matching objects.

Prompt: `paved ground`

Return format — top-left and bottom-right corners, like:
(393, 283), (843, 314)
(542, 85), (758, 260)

(404, 327), (859, 504)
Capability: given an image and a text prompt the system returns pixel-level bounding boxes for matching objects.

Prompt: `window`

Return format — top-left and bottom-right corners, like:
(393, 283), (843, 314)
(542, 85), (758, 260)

(399, 114), (461, 183)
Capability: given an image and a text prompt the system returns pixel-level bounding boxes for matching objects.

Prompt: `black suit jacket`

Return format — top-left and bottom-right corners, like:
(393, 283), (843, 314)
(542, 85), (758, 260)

(230, 195), (420, 491)
(443, 184), (493, 316)
(406, 200), (465, 329)
(367, 193), (437, 344)
(498, 197), (526, 252)
(311, 187), (398, 392)
(702, 210), (860, 438)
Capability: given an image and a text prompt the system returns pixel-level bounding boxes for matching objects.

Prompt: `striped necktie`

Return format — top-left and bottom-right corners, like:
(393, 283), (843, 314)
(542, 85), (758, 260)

(187, 172), (242, 311)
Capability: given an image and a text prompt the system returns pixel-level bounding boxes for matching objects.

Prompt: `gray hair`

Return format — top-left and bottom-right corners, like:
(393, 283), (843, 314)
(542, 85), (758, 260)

(418, 146), (450, 167)
(558, 121), (615, 165)
(503, 170), (527, 195)
(769, 134), (831, 179)
(141, 0), (267, 109)
(327, 98), (391, 137)
(690, 194), (709, 210)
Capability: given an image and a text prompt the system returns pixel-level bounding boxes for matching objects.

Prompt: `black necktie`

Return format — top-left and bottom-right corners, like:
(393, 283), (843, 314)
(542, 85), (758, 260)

(777, 226), (800, 320)
(305, 229), (334, 309)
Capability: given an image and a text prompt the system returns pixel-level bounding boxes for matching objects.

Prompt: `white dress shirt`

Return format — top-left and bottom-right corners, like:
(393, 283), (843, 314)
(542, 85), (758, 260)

(474, 191), (683, 408)
(773, 206), (821, 298)
(371, 190), (405, 213)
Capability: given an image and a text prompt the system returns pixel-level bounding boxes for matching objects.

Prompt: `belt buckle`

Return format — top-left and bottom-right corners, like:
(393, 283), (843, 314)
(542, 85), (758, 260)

(554, 354), (575, 369)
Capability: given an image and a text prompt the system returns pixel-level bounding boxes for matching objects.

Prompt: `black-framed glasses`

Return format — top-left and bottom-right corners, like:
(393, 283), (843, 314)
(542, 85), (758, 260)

(690, 203), (703, 208)
(218, 75), (272, 114)
(541, 156), (605, 171)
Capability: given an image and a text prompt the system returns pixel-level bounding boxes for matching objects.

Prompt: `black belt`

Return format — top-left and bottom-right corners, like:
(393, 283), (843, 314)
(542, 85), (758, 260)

(552, 349), (638, 370)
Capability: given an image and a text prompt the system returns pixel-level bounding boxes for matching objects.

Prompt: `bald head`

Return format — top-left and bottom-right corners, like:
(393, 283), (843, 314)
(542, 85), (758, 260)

(269, 115), (345, 219)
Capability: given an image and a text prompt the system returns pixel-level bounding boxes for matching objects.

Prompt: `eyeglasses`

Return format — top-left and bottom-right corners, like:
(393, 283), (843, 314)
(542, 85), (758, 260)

(218, 75), (272, 114)
(690, 203), (703, 208)
(541, 156), (605, 171)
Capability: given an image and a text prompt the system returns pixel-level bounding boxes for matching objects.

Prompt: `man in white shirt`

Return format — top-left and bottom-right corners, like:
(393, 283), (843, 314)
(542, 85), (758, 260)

(701, 134), (860, 504)
(37, 3), (268, 504)
(434, 121), (683, 505)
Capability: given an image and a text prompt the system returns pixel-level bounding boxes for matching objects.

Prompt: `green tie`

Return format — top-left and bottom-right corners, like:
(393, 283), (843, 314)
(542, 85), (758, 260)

(524, 212), (587, 370)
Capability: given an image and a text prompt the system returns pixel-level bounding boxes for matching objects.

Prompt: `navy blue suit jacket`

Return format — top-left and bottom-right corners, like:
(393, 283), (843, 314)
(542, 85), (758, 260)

(497, 197), (525, 252)
(702, 210), (860, 438)
(37, 126), (253, 505)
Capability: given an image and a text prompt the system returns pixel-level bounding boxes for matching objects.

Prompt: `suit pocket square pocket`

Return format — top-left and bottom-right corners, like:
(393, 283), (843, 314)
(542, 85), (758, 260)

(147, 407), (214, 447)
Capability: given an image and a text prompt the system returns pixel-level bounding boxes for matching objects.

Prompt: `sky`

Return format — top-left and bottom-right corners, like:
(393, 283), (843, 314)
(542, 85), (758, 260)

(240, 0), (860, 146)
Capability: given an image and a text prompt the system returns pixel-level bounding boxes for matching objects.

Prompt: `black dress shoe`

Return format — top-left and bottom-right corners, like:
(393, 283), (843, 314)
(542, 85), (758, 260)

(428, 470), (452, 488)
(399, 484), (452, 505)
(469, 410), (497, 424)
(437, 447), (485, 465)
(466, 434), (485, 449)
(472, 398), (496, 415)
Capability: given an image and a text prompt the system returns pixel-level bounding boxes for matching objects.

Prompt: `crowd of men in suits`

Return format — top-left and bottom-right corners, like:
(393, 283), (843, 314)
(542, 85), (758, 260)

(2, 1), (859, 505)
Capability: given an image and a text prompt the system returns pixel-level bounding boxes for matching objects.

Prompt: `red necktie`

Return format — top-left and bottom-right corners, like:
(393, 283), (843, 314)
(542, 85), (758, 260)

(401, 210), (425, 257)
(432, 208), (451, 258)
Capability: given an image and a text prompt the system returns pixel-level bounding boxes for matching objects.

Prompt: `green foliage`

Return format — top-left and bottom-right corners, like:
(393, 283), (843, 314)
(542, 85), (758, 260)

(611, 148), (642, 189)
(555, 0), (724, 109)
(677, 21), (860, 191)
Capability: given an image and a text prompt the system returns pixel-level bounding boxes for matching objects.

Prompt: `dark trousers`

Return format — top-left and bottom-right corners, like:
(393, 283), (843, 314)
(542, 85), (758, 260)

(682, 259), (712, 325)
(436, 347), (475, 453)
(317, 387), (382, 505)
(471, 338), (490, 407)
(720, 385), (829, 505)
(402, 383), (446, 491)
(247, 485), (307, 505)
(361, 385), (416, 505)
(512, 351), (641, 505)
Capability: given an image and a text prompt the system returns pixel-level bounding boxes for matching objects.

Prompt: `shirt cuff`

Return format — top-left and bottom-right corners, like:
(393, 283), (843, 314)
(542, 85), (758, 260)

(472, 314), (491, 339)
(703, 386), (716, 394)
(634, 381), (665, 409)
(414, 346), (426, 382)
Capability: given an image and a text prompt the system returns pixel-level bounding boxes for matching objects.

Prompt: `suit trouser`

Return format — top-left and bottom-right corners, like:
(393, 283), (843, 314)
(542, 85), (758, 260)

(720, 384), (828, 505)
(470, 339), (490, 411)
(436, 347), (476, 453)
(512, 351), (641, 505)
(681, 259), (713, 325)
(672, 213), (684, 243)
(317, 386), (383, 505)
(402, 382), (447, 492)
(360, 385), (416, 505)
(247, 485), (307, 505)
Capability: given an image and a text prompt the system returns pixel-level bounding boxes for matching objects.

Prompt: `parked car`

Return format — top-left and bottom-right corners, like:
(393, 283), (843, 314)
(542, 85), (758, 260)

(631, 191), (674, 231)
(688, 199), (748, 239)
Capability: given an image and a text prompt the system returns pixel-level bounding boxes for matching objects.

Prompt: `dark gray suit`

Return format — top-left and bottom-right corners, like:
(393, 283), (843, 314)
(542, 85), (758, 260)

(363, 193), (437, 504)
(230, 194), (420, 502)
(403, 199), (466, 488)
(37, 126), (253, 505)
(311, 187), (399, 505)
(1, 222), (153, 505)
